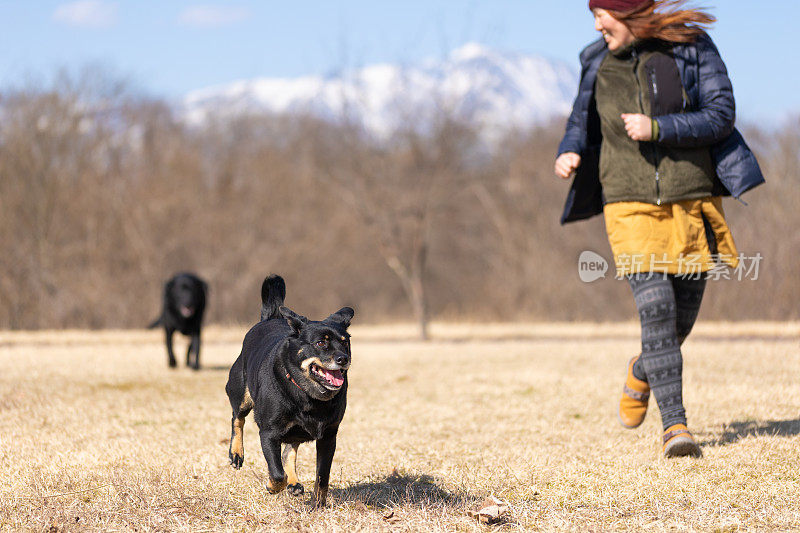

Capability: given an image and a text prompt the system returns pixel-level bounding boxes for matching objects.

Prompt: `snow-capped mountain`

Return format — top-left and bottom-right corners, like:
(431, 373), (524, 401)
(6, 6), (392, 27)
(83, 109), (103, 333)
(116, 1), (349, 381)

(183, 43), (578, 140)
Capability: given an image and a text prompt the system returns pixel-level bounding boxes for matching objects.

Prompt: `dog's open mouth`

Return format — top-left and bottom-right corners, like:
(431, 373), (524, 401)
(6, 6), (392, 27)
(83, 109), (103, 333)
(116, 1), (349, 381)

(179, 306), (194, 318)
(309, 363), (344, 389)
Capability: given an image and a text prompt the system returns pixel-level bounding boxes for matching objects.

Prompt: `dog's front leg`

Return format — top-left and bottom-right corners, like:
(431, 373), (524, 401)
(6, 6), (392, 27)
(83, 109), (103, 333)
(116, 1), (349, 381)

(187, 333), (200, 370)
(313, 433), (337, 508)
(259, 430), (287, 494)
(282, 443), (304, 496)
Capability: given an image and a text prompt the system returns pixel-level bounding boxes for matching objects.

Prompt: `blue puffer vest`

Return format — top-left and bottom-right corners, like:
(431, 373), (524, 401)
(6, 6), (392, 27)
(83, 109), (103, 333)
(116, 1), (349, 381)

(557, 33), (764, 224)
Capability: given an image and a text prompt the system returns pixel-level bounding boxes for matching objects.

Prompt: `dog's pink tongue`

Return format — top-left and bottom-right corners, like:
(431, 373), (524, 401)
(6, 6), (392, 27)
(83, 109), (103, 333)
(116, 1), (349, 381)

(320, 368), (344, 387)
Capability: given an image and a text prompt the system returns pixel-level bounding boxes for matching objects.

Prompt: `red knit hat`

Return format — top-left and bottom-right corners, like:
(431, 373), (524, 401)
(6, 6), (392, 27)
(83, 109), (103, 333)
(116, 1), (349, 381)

(588, 0), (653, 11)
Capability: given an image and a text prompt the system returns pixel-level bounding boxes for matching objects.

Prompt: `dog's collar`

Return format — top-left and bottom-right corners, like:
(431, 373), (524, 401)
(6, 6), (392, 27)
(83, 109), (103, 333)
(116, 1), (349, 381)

(285, 372), (304, 392)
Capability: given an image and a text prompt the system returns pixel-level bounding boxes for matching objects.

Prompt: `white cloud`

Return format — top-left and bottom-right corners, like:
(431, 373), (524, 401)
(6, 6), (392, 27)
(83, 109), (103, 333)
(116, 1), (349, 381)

(53, 0), (118, 28)
(178, 5), (251, 28)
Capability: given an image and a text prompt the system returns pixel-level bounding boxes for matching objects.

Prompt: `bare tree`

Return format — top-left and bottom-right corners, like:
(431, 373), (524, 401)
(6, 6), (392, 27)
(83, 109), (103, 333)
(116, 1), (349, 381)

(310, 114), (480, 339)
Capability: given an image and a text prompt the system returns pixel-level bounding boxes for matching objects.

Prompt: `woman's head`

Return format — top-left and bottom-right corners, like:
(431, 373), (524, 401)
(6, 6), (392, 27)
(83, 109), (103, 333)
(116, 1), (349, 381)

(590, 0), (715, 46)
(593, 8), (637, 51)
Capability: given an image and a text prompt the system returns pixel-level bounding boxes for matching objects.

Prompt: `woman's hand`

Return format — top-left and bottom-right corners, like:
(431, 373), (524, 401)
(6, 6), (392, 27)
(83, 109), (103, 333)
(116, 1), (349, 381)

(555, 152), (581, 179)
(621, 113), (652, 141)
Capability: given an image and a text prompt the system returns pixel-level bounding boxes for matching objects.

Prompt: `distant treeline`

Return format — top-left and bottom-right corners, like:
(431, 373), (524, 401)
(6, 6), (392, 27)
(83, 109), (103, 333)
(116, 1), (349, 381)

(1, 70), (797, 333)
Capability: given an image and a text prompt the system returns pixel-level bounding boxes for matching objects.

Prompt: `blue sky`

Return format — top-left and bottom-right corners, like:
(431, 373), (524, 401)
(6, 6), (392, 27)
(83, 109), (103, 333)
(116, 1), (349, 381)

(1, 1), (797, 122)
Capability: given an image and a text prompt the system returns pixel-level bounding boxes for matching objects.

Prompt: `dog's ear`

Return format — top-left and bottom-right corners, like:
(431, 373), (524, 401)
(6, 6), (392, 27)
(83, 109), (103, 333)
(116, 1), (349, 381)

(279, 306), (307, 334)
(324, 307), (354, 328)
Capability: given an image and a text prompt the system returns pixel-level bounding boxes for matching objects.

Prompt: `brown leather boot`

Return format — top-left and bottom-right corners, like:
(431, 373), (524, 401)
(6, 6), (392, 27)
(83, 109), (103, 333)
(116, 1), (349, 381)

(618, 355), (650, 429)
(663, 424), (702, 458)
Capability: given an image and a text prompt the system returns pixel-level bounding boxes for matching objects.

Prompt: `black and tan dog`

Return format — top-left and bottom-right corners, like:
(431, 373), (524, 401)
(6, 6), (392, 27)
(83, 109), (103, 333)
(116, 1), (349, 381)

(149, 272), (208, 370)
(225, 274), (353, 507)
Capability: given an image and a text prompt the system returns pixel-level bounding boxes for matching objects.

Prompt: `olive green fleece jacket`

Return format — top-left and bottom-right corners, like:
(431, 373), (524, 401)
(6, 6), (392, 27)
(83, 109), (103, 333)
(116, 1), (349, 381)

(595, 40), (716, 205)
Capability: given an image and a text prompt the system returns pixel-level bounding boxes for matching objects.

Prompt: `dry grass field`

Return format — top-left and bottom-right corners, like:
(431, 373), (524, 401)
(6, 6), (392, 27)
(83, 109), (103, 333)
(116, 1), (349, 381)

(1, 322), (799, 532)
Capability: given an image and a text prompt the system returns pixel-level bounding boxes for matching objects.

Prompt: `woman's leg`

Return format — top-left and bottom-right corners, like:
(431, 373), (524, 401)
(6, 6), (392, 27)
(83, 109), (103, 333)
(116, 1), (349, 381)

(631, 274), (707, 379)
(627, 273), (685, 431)
(672, 275), (707, 345)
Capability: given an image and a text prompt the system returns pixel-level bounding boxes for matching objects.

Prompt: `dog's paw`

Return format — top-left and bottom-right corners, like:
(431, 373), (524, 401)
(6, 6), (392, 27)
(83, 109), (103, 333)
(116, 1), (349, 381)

(229, 452), (244, 469)
(266, 477), (287, 494)
(287, 483), (304, 496)
(168, 360), (178, 368)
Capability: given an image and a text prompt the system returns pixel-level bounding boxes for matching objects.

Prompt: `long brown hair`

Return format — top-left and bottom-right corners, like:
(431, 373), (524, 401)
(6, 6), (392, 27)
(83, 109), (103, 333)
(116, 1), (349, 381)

(609, 0), (715, 43)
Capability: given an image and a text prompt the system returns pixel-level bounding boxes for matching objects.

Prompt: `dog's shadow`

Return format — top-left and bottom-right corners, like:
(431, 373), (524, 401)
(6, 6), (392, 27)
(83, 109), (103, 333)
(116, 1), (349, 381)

(701, 418), (800, 447)
(330, 469), (472, 508)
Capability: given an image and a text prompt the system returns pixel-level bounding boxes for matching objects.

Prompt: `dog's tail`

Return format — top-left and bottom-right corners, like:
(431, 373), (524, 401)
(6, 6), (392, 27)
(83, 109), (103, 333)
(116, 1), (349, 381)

(147, 315), (163, 329)
(260, 274), (286, 321)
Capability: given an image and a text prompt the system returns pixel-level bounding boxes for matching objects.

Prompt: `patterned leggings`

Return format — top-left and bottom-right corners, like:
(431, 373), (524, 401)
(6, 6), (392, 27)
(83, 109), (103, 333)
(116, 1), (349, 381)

(628, 273), (707, 430)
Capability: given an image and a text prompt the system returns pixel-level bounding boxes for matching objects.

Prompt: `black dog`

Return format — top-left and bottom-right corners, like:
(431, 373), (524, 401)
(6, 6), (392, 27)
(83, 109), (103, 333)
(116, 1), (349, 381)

(149, 272), (208, 370)
(225, 274), (353, 507)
